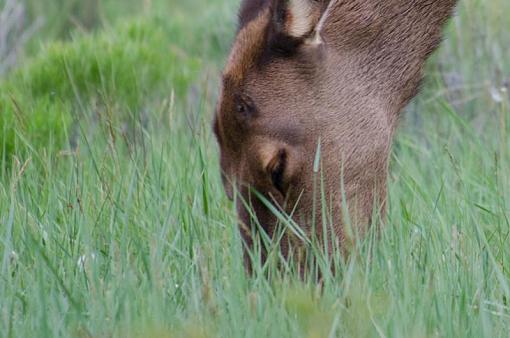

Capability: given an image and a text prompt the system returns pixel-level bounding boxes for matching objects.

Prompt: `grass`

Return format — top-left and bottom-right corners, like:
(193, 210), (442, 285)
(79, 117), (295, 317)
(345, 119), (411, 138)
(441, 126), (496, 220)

(0, 16), (201, 162)
(0, 0), (509, 337)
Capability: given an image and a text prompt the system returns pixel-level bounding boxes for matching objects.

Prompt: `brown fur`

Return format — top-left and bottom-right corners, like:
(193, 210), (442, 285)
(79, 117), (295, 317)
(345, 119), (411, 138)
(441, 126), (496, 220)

(214, 0), (458, 268)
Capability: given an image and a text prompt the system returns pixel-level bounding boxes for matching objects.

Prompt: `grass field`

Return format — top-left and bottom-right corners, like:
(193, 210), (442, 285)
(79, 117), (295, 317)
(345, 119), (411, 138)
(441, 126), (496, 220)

(1, 0), (509, 337)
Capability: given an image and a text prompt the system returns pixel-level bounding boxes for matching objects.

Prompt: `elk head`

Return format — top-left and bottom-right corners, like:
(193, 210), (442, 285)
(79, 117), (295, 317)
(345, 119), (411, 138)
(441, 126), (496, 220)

(213, 0), (458, 266)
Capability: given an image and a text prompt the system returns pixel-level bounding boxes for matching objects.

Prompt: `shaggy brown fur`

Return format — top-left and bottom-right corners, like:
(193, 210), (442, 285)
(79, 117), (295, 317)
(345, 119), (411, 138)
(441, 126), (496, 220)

(213, 0), (458, 269)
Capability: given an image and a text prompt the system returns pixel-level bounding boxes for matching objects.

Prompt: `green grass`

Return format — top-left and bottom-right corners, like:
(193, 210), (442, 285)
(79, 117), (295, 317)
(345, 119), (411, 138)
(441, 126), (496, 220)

(0, 13), (208, 164)
(1, 0), (510, 337)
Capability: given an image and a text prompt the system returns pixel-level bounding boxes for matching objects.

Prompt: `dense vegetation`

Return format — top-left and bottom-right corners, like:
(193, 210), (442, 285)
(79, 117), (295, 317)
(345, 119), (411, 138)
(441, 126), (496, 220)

(0, 0), (509, 337)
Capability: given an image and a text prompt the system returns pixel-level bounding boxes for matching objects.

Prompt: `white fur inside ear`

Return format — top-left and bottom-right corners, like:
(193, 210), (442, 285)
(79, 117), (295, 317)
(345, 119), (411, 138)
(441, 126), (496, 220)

(287, 0), (317, 38)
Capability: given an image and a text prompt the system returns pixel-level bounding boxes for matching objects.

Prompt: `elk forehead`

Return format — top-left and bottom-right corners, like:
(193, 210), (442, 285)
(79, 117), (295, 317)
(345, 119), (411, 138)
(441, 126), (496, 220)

(223, 7), (270, 87)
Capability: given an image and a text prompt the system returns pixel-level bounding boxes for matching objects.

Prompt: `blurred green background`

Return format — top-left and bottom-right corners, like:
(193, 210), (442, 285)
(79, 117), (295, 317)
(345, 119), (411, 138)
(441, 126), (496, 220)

(0, 0), (509, 337)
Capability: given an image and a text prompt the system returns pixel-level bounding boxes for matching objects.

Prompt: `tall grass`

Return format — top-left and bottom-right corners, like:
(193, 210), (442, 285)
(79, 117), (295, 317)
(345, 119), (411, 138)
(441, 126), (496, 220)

(0, 0), (509, 337)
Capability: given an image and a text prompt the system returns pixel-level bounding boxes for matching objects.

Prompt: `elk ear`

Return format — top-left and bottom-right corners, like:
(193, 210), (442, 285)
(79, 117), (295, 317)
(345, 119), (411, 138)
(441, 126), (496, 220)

(271, 0), (323, 40)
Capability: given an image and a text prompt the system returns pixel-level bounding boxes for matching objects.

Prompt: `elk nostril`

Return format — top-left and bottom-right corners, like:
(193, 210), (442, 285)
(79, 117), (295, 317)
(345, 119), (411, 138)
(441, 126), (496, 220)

(269, 149), (287, 194)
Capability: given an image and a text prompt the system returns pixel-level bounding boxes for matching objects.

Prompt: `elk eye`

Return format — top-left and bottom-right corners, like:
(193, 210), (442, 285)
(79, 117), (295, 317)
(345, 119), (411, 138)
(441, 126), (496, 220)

(268, 149), (287, 194)
(236, 103), (246, 114)
(235, 95), (255, 118)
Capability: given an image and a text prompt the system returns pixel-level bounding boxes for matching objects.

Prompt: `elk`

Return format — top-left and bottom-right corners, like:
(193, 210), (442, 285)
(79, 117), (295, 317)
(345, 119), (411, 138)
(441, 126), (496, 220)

(213, 0), (458, 269)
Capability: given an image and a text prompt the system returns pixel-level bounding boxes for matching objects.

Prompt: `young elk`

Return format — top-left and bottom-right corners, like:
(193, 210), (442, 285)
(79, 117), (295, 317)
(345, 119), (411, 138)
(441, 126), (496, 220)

(213, 0), (458, 268)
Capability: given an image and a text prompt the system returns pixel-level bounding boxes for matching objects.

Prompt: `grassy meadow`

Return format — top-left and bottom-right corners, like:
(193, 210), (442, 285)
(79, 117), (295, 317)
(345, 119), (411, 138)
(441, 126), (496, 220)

(1, 0), (509, 337)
